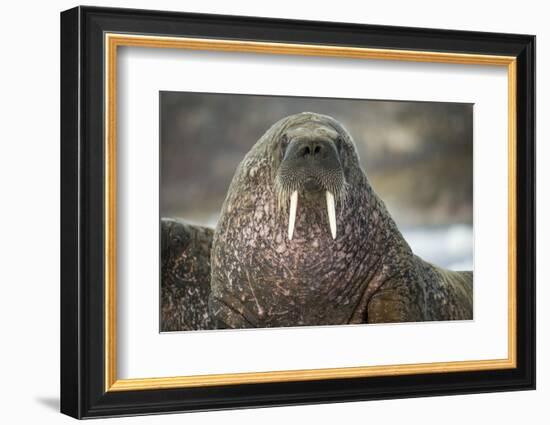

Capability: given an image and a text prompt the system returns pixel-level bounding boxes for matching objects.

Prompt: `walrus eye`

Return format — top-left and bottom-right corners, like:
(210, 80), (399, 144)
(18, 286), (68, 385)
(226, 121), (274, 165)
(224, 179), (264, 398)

(279, 134), (290, 159)
(335, 136), (343, 152)
(334, 136), (346, 164)
(281, 133), (289, 148)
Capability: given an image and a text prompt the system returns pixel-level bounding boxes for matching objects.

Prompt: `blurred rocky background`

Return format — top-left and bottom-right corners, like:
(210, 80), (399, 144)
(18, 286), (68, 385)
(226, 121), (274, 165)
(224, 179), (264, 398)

(160, 92), (473, 270)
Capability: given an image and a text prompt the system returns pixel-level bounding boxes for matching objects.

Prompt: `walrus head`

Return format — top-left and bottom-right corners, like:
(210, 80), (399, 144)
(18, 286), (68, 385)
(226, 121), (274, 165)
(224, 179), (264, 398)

(273, 116), (349, 240)
(209, 112), (405, 329)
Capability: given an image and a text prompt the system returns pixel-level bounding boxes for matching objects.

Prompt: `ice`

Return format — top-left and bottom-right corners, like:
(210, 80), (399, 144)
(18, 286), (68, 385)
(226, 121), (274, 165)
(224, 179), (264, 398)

(402, 225), (473, 271)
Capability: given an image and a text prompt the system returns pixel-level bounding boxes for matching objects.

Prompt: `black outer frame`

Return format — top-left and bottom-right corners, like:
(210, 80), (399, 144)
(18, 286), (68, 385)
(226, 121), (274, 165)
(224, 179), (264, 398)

(60, 5), (535, 419)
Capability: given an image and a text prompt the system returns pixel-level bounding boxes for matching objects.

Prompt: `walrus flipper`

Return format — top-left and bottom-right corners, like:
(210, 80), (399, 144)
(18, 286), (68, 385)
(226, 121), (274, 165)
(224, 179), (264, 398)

(161, 218), (215, 331)
(366, 257), (474, 324)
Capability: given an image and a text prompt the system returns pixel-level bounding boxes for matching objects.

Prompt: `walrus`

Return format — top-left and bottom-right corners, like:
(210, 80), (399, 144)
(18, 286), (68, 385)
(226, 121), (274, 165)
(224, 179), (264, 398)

(160, 218), (214, 331)
(207, 112), (473, 329)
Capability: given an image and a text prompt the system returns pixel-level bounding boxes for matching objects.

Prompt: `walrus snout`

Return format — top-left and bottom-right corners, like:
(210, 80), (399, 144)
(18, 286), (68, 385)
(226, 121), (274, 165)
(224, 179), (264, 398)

(277, 143), (344, 240)
(275, 126), (346, 242)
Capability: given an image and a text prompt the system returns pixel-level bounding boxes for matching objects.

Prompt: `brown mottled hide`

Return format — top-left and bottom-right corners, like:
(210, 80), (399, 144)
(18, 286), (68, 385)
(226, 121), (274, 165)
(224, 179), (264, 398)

(160, 218), (214, 331)
(209, 112), (473, 329)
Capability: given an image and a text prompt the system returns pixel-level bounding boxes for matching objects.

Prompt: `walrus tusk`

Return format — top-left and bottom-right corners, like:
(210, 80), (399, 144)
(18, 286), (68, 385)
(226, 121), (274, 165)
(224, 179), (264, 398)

(288, 190), (298, 240)
(326, 191), (337, 239)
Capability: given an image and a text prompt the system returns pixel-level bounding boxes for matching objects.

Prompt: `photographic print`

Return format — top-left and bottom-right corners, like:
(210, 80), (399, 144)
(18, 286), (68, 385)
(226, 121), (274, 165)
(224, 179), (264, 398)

(160, 92), (473, 332)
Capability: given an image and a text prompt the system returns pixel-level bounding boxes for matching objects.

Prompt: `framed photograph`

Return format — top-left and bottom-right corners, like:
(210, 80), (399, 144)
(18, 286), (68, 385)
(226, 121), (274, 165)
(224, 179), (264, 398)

(60, 6), (535, 419)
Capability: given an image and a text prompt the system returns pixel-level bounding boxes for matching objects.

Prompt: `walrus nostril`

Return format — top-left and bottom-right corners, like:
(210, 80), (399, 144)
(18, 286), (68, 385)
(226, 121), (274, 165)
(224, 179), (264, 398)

(302, 143), (322, 157)
(293, 140), (327, 160)
(300, 146), (311, 157)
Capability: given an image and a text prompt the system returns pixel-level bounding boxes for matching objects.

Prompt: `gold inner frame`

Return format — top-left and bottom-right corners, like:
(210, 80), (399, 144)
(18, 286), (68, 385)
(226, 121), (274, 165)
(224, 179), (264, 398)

(104, 33), (517, 392)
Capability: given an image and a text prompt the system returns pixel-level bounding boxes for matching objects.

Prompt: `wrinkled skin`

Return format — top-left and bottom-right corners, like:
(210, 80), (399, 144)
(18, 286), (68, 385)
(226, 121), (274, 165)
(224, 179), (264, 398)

(208, 112), (473, 329)
(160, 218), (214, 331)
